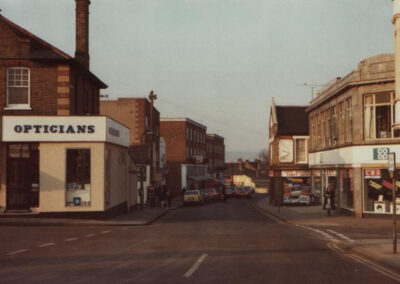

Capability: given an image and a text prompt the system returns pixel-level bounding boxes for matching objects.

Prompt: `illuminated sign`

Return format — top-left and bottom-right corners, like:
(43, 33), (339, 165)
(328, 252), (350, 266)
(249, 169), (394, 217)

(364, 169), (381, 179)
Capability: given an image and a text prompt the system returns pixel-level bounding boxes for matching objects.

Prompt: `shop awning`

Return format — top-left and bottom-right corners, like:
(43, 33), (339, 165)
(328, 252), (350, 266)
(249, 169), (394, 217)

(188, 175), (208, 181)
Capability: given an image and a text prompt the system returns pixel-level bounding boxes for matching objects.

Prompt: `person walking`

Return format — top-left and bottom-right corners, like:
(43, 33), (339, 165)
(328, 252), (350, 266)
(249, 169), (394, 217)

(323, 181), (335, 216)
(167, 187), (172, 207)
(160, 189), (168, 209)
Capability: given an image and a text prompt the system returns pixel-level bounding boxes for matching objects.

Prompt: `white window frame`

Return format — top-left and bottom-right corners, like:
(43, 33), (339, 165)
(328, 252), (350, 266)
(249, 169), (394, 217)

(6, 67), (31, 110)
(364, 92), (394, 140)
(293, 136), (308, 164)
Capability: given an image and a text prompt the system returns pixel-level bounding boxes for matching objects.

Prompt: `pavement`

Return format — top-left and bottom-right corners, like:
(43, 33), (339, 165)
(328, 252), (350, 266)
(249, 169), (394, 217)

(255, 196), (400, 276)
(0, 198), (182, 226)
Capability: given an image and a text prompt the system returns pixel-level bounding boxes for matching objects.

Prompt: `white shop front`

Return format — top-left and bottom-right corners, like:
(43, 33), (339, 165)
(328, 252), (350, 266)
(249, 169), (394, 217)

(0, 116), (137, 218)
(310, 145), (400, 217)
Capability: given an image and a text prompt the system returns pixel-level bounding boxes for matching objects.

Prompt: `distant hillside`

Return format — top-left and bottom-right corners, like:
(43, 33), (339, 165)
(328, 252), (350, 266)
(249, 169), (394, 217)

(225, 151), (258, 163)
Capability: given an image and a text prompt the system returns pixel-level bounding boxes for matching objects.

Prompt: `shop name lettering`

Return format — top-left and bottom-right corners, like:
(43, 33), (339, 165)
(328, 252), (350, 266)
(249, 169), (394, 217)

(14, 125), (95, 134)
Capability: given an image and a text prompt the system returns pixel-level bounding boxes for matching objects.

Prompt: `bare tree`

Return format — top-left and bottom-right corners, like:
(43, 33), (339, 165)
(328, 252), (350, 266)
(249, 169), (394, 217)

(258, 148), (269, 161)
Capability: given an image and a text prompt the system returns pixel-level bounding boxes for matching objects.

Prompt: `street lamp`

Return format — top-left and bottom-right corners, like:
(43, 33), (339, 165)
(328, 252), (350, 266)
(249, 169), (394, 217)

(138, 131), (154, 210)
(148, 91), (157, 186)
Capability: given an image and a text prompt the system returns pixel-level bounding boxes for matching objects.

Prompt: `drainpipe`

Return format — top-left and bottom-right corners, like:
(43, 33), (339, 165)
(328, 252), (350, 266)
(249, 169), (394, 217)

(393, 0), (400, 130)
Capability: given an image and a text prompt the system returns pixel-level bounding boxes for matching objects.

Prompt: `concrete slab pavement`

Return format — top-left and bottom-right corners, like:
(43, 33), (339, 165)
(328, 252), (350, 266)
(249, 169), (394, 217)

(255, 195), (400, 276)
(0, 198), (182, 226)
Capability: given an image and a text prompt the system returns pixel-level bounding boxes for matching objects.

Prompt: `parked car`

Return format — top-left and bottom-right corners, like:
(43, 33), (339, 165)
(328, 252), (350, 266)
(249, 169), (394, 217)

(225, 186), (235, 198)
(236, 186), (252, 198)
(205, 188), (224, 201)
(243, 186), (255, 195)
(183, 190), (204, 206)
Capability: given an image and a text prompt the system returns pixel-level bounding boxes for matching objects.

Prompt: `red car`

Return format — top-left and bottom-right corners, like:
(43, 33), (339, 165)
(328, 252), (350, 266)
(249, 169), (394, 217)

(206, 188), (224, 201)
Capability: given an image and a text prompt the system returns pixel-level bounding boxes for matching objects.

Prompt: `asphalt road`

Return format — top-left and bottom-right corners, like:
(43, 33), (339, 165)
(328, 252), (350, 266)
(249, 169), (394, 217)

(0, 198), (398, 284)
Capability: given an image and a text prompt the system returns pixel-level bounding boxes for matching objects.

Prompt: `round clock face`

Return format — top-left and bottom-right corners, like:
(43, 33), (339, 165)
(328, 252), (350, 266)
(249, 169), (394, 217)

(279, 139), (293, 162)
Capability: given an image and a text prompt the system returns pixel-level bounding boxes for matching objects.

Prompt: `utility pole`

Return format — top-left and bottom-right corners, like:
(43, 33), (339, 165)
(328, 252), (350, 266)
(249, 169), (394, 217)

(148, 90), (157, 186)
(388, 152), (397, 254)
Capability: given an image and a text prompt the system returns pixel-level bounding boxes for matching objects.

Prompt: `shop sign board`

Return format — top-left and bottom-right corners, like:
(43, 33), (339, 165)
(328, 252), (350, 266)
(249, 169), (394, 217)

(281, 170), (311, 177)
(2, 116), (129, 147)
(364, 169), (381, 179)
(326, 170), (337, 177)
(373, 148), (390, 160)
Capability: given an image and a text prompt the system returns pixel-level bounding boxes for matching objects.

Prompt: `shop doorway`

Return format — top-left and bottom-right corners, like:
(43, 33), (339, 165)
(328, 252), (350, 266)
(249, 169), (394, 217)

(6, 144), (39, 210)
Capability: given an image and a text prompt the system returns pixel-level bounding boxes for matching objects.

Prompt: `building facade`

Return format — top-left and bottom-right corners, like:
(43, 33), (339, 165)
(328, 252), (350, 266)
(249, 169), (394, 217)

(308, 54), (400, 218)
(206, 133), (225, 183)
(268, 99), (312, 205)
(0, 1), (136, 217)
(100, 97), (161, 204)
(160, 118), (207, 195)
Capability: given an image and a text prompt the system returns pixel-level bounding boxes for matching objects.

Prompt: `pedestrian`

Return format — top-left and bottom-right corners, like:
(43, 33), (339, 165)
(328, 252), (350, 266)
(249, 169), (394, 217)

(181, 186), (186, 198)
(167, 187), (172, 207)
(160, 189), (167, 209)
(148, 185), (155, 208)
(329, 182), (336, 211)
(326, 194), (332, 216)
(323, 182), (335, 214)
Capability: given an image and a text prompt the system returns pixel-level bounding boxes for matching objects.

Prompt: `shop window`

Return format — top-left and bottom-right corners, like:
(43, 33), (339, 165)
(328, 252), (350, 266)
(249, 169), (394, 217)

(364, 93), (394, 140)
(66, 149), (91, 207)
(363, 169), (400, 213)
(7, 67), (30, 108)
(340, 169), (353, 210)
(295, 138), (307, 163)
(312, 170), (322, 203)
(345, 98), (353, 143)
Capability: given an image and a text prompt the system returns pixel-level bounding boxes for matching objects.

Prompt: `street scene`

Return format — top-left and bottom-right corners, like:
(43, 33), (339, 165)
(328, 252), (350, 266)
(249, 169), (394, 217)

(0, 196), (399, 283)
(1, 0), (400, 283)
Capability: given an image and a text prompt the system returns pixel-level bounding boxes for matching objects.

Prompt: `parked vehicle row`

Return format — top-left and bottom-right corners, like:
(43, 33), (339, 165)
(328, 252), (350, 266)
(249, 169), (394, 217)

(183, 185), (255, 206)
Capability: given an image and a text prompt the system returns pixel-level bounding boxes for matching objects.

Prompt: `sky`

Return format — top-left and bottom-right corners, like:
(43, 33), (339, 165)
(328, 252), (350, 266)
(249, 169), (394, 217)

(0, 0), (395, 160)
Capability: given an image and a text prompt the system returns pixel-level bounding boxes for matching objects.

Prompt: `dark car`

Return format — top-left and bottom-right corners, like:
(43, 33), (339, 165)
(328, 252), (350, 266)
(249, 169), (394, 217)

(236, 186), (252, 198)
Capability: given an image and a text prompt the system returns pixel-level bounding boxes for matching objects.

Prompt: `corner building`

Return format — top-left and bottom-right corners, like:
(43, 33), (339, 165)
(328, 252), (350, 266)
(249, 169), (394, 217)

(308, 54), (400, 218)
(0, 2), (136, 218)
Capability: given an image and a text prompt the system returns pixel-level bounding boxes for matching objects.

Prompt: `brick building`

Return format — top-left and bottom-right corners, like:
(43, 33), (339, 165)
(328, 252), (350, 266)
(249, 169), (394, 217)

(206, 133), (225, 183)
(268, 98), (312, 206)
(100, 97), (161, 203)
(160, 118), (208, 195)
(0, 1), (136, 217)
(308, 54), (400, 218)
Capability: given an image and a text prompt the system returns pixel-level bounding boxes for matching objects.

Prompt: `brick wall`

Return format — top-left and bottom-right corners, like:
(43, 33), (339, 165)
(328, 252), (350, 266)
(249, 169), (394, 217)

(160, 121), (186, 162)
(0, 60), (58, 115)
(100, 98), (160, 166)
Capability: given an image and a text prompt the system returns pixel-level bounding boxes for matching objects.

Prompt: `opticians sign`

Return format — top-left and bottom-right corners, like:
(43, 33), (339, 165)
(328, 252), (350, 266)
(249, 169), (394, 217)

(2, 116), (129, 147)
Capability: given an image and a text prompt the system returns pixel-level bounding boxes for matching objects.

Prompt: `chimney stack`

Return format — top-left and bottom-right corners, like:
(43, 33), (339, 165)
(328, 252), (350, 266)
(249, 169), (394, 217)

(75, 0), (90, 69)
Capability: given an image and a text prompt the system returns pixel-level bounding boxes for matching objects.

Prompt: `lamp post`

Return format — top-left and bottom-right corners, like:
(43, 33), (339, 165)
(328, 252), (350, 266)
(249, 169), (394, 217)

(138, 131), (154, 210)
(148, 90), (157, 186)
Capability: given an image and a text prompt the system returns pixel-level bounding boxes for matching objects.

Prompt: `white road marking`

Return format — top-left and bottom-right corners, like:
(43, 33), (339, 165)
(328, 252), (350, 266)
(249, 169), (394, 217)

(326, 229), (355, 242)
(64, 237), (78, 242)
(184, 253), (208, 278)
(7, 249), (29, 256)
(328, 242), (400, 282)
(295, 225), (339, 242)
(38, 242), (55, 248)
(100, 230), (111, 234)
(85, 233), (96, 238)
